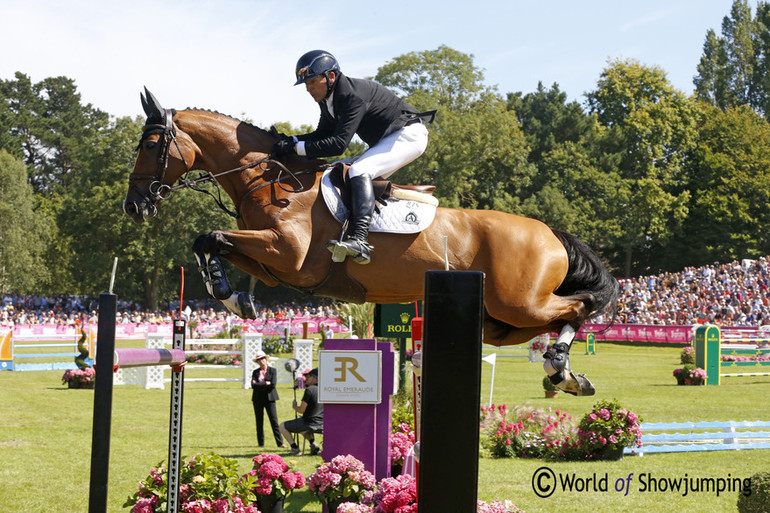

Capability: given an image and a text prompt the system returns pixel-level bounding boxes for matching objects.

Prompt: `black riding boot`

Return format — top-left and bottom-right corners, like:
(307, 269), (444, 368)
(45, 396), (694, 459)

(326, 174), (375, 264)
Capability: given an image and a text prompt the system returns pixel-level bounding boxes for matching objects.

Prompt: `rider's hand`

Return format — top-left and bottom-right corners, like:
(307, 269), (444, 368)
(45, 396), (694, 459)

(272, 137), (296, 157)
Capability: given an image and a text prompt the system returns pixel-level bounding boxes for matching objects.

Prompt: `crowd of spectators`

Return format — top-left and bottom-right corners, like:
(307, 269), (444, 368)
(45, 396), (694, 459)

(3, 255), (770, 328)
(0, 295), (337, 327)
(616, 256), (770, 327)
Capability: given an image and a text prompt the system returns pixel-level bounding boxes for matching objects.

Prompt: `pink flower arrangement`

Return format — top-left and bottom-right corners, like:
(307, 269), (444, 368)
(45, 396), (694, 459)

(308, 454), (376, 506)
(125, 453), (259, 513)
(363, 474), (417, 513)
(722, 354), (770, 362)
(337, 504), (374, 513)
(674, 365), (708, 384)
(575, 399), (643, 458)
(62, 367), (95, 387)
(390, 423), (416, 466)
(244, 453), (305, 499)
(476, 499), (526, 512)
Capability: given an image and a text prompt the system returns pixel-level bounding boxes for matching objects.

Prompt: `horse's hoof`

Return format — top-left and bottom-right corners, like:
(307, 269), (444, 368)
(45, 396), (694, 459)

(236, 292), (257, 320)
(549, 370), (596, 396)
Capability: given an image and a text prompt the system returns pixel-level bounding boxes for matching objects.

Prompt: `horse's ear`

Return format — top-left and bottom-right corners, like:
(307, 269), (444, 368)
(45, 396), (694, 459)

(140, 90), (150, 117)
(141, 87), (164, 120)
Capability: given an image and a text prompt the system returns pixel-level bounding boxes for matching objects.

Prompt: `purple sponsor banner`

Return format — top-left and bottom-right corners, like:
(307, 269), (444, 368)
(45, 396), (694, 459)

(578, 323), (696, 344)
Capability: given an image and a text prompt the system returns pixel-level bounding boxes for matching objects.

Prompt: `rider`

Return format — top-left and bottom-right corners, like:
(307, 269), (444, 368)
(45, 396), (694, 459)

(272, 50), (434, 265)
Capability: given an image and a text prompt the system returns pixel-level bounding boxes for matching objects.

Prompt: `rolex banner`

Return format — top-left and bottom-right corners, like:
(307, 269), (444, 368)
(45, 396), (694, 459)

(373, 302), (423, 338)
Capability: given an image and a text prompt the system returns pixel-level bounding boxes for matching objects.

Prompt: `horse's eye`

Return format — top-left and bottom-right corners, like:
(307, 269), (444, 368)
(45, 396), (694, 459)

(144, 140), (157, 150)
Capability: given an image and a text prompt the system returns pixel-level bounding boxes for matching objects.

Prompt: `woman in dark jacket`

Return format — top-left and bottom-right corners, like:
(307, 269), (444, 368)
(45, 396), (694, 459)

(251, 350), (284, 448)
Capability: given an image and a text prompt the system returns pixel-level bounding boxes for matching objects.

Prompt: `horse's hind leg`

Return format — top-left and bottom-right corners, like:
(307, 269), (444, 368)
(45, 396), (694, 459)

(486, 291), (597, 396)
(542, 321), (596, 397)
(192, 233), (257, 320)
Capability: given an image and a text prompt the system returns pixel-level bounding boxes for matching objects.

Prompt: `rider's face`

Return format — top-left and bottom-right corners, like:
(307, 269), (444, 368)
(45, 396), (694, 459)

(305, 73), (334, 102)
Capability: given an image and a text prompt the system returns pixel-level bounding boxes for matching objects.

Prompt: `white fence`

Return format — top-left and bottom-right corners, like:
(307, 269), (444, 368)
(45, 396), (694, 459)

(114, 334), (314, 389)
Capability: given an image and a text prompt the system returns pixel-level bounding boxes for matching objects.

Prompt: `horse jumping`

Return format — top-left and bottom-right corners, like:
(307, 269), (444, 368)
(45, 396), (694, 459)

(123, 89), (618, 396)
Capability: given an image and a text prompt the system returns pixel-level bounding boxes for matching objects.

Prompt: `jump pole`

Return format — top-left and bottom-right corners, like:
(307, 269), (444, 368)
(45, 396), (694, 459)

(88, 292), (117, 513)
(418, 270), (484, 512)
(88, 313), (187, 512)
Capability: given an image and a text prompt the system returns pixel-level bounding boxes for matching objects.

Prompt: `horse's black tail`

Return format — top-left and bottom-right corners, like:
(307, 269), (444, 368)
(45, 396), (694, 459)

(552, 229), (619, 327)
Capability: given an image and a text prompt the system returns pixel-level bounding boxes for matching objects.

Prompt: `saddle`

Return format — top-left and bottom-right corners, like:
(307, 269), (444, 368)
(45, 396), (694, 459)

(273, 163), (439, 304)
(326, 162), (437, 210)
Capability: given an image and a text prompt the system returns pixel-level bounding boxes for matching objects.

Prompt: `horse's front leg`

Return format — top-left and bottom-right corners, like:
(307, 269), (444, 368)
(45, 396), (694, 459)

(192, 231), (261, 320)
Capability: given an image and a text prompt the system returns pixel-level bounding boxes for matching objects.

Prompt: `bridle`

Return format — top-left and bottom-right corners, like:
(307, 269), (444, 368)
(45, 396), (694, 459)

(128, 109), (318, 219)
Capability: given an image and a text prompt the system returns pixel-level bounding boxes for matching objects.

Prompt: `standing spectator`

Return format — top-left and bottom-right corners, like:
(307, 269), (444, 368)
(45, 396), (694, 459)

(250, 350), (283, 449)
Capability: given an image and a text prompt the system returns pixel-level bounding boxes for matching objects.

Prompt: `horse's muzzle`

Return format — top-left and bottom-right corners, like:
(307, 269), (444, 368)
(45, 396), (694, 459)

(123, 198), (157, 224)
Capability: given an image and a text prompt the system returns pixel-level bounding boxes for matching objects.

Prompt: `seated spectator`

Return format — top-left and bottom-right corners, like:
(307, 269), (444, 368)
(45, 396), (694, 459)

(279, 368), (323, 456)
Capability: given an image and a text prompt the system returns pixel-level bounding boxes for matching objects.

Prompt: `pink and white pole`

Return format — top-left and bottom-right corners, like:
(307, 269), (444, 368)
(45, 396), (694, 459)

(113, 348), (186, 368)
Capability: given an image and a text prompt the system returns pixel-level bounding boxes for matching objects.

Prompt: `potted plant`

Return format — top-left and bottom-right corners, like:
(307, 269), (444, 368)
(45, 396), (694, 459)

(680, 345), (695, 364)
(308, 454), (376, 513)
(61, 367), (95, 389)
(673, 364), (708, 385)
(124, 452), (258, 512)
(244, 453), (306, 513)
(737, 470), (770, 513)
(575, 399), (643, 460)
(542, 376), (559, 398)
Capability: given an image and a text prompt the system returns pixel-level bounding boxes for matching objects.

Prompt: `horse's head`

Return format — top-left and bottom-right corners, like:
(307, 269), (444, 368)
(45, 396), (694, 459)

(123, 88), (190, 223)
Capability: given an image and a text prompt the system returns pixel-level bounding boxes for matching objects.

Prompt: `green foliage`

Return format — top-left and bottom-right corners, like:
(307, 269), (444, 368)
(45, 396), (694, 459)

(262, 334), (294, 355)
(737, 471), (770, 513)
(375, 46), (535, 212)
(336, 302), (374, 338)
(0, 150), (52, 294)
(391, 386), (415, 432)
(673, 104), (770, 267)
(586, 58), (696, 275)
(680, 346), (695, 365)
(123, 452), (256, 512)
(694, 0), (770, 117)
(542, 376), (560, 392)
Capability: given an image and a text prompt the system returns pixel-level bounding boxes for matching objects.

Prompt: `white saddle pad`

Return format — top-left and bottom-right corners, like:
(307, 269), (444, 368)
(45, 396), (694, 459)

(321, 169), (437, 234)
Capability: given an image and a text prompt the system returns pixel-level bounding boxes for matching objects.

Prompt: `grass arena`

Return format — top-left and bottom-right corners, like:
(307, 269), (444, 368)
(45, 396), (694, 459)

(1, 328), (768, 512)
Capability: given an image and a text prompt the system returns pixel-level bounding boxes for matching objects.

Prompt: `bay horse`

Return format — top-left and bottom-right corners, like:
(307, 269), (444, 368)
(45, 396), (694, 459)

(123, 89), (618, 396)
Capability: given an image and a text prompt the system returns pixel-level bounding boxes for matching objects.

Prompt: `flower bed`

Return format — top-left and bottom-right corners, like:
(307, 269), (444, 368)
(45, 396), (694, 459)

(480, 400), (643, 461)
(124, 452), (258, 513)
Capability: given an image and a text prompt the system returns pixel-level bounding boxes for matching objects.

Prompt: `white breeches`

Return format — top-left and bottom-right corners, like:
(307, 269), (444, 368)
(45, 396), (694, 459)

(348, 122), (428, 179)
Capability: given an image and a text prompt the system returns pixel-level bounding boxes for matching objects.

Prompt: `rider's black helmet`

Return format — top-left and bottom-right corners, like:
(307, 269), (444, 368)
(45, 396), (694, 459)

(294, 50), (340, 85)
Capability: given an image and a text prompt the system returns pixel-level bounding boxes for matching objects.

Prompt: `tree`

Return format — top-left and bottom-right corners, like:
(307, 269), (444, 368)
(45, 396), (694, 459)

(673, 104), (770, 266)
(693, 0), (770, 116)
(0, 72), (108, 194)
(586, 59), (696, 276)
(0, 150), (52, 293)
(60, 115), (238, 310)
(507, 82), (595, 165)
(375, 46), (534, 211)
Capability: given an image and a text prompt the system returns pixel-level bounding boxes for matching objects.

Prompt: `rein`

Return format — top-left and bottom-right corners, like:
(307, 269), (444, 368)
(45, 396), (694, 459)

(129, 109), (322, 219)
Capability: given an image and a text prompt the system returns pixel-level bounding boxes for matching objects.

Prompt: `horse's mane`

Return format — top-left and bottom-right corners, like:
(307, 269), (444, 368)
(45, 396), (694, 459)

(180, 107), (273, 138)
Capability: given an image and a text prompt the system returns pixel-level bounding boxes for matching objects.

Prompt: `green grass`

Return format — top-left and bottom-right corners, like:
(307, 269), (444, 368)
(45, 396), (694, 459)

(1, 340), (769, 512)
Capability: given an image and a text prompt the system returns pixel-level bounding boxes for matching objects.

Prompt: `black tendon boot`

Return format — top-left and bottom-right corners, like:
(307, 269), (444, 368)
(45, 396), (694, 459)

(326, 174), (375, 264)
(196, 254), (233, 300)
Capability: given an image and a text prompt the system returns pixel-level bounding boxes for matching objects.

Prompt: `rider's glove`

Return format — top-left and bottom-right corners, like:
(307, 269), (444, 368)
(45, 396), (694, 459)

(272, 137), (296, 157)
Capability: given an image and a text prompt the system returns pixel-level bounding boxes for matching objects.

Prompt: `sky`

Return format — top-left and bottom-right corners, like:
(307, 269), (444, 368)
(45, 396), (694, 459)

(0, 0), (740, 129)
